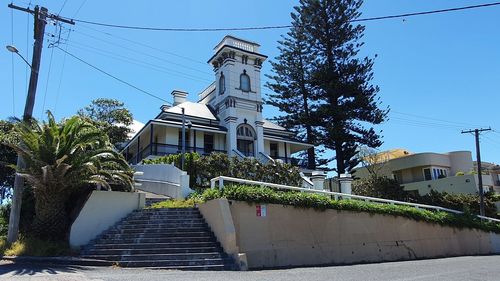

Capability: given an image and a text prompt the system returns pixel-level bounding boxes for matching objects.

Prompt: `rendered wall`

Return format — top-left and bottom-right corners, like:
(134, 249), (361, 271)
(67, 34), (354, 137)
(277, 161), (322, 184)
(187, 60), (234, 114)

(201, 199), (500, 269)
(69, 191), (145, 248)
(133, 164), (192, 199)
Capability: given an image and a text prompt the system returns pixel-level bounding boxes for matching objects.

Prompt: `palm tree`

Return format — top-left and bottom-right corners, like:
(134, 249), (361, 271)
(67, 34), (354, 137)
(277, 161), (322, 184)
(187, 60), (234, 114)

(5, 112), (133, 241)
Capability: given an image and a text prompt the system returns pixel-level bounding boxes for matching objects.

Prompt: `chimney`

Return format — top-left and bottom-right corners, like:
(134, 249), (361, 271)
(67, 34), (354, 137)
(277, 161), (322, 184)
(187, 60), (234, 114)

(171, 90), (188, 106)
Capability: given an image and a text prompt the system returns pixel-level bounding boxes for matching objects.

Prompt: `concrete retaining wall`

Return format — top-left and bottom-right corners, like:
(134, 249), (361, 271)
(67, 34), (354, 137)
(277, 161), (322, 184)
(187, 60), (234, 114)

(69, 191), (145, 248)
(200, 199), (500, 269)
(133, 164), (192, 199)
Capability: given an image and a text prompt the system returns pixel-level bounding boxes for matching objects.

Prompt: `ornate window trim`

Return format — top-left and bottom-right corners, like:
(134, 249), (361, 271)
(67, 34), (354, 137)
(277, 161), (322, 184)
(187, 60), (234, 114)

(219, 72), (225, 95)
(240, 70), (251, 92)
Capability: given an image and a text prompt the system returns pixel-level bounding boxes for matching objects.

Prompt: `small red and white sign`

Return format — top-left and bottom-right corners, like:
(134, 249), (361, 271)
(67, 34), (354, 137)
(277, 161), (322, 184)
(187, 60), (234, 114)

(256, 204), (267, 217)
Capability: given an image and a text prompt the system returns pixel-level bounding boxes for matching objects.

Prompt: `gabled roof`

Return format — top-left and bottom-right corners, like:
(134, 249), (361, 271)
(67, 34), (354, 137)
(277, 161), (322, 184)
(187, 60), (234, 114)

(163, 101), (218, 121)
(262, 119), (286, 131)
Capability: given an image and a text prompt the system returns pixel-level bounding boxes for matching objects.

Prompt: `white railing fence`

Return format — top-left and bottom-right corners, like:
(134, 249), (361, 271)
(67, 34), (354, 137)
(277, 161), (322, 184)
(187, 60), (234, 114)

(210, 176), (500, 224)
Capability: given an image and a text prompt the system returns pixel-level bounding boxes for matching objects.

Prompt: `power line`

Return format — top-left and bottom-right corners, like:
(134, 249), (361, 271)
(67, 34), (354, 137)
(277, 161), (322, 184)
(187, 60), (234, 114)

(40, 44), (54, 119)
(78, 25), (207, 65)
(54, 29), (71, 114)
(54, 46), (169, 103)
(61, 2), (500, 32)
(391, 110), (488, 128)
(57, 0), (68, 15)
(72, 0), (87, 17)
(71, 29), (213, 76)
(63, 40), (212, 83)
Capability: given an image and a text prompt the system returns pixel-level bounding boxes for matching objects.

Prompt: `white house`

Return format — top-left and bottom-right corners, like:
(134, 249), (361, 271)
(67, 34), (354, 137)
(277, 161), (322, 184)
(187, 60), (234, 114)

(122, 35), (314, 172)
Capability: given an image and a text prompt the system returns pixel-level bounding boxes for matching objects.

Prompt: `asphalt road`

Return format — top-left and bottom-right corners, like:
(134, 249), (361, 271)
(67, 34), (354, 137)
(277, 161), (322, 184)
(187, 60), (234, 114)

(1, 255), (499, 281)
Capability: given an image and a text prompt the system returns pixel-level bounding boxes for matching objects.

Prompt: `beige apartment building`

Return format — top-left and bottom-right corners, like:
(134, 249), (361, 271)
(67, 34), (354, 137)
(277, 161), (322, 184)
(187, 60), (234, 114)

(355, 149), (500, 196)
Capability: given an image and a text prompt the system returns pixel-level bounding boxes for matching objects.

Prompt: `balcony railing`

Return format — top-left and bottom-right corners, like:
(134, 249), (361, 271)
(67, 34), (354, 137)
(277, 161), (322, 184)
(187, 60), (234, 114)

(272, 156), (309, 168)
(127, 143), (226, 164)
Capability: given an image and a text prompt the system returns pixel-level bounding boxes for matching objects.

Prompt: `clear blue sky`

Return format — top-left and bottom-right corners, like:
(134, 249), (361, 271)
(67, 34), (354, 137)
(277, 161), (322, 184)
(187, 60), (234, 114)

(1, 0), (500, 168)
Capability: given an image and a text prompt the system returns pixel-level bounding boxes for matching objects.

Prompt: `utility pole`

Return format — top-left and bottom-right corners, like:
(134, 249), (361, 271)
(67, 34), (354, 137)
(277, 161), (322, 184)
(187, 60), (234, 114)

(461, 127), (491, 217)
(181, 107), (186, 170)
(7, 4), (74, 243)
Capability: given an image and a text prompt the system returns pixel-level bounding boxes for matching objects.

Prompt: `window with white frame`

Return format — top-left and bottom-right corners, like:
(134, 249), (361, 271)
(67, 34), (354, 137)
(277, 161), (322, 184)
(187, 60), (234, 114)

(423, 167), (448, 181)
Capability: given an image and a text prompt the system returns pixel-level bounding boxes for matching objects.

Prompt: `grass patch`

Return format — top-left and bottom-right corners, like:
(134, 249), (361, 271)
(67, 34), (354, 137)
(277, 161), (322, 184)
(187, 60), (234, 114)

(199, 185), (500, 233)
(149, 197), (203, 209)
(0, 236), (76, 257)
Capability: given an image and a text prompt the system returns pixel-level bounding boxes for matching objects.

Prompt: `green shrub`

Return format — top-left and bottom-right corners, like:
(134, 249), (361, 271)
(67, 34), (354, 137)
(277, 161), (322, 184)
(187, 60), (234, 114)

(455, 171), (465, 176)
(353, 176), (498, 218)
(143, 152), (200, 186)
(200, 184), (500, 233)
(0, 236), (75, 257)
(0, 204), (9, 237)
(148, 198), (202, 209)
(353, 176), (409, 201)
(143, 152), (302, 188)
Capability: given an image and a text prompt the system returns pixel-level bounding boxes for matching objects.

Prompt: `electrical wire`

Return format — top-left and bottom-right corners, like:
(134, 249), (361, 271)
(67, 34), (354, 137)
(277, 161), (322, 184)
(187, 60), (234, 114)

(63, 40), (212, 83)
(53, 29), (71, 114)
(62, 2), (500, 32)
(40, 44), (54, 119)
(391, 110), (489, 128)
(73, 0), (87, 17)
(78, 25), (207, 65)
(58, 0), (68, 15)
(54, 46), (169, 103)
(71, 29), (213, 76)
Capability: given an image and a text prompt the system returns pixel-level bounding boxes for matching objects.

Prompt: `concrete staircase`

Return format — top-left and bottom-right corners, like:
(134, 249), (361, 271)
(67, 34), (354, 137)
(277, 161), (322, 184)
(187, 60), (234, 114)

(81, 207), (236, 270)
(145, 197), (168, 207)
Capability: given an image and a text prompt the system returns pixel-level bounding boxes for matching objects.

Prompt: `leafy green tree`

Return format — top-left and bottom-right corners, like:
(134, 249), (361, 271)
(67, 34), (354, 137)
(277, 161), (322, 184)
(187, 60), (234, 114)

(78, 98), (133, 148)
(3, 112), (133, 241)
(279, 0), (389, 175)
(0, 120), (17, 202)
(266, 16), (323, 169)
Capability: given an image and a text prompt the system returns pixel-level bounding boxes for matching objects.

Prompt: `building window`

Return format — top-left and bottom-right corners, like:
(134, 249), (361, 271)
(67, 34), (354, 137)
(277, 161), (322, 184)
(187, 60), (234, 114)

(240, 70), (251, 92)
(423, 168), (432, 181)
(423, 167), (448, 181)
(204, 133), (214, 154)
(270, 142), (279, 158)
(219, 72), (225, 95)
(236, 124), (255, 157)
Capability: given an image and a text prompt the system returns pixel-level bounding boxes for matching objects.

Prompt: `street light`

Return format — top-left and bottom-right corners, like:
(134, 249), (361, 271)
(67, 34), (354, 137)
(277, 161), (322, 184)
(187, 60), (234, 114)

(6, 45), (32, 68)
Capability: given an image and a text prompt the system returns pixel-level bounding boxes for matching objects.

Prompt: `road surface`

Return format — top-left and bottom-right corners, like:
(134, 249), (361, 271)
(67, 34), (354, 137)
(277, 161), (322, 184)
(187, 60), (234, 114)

(1, 255), (499, 281)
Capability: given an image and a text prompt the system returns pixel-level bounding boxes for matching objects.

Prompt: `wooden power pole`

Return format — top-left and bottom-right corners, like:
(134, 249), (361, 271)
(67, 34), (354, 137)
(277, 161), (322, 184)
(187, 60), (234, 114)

(461, 127), (491, 217)
(7, 4), (74, 243)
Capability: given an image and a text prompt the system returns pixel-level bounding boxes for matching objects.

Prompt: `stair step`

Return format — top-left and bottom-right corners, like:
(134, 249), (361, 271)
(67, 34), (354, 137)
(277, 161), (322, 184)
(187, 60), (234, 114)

(116, 223), (207, 230)
(120, 219), (205, 224)
(91, 241), (219, 249)
(83, 252), (225, 261)
(95, 237), (216, 244)
(85, 247), (222, 255)
(139, 264), (231, 271)
(81, 206), (235, 270)
(127, 214), (203, 219)
(107, 227), (210, 234)
(101, 231), (213, 239)
(116, 258), (230, 267)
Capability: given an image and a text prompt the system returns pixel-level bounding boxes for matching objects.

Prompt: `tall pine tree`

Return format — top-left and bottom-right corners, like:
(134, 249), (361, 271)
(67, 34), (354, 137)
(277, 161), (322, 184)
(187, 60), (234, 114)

(299, 0), (389, 175)
(266, 13), (323, 169)
(269, 0), (388, 174)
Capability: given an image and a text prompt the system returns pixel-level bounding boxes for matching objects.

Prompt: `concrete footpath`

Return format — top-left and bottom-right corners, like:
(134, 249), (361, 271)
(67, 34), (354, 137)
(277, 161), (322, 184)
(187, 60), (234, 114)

(1, 255), (500, 281)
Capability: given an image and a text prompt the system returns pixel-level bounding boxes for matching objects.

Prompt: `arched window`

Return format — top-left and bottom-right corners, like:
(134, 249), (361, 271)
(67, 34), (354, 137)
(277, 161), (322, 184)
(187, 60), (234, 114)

(240, 70), (251, 92)
(219, 72), (225, 95)
(236, 124), (255, 157)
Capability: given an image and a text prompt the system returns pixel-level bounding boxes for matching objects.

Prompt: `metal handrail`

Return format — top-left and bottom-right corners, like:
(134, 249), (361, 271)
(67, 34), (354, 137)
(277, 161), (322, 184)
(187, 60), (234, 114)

(210, 175), (500, 223)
